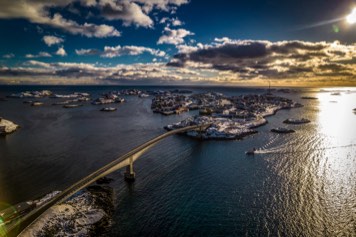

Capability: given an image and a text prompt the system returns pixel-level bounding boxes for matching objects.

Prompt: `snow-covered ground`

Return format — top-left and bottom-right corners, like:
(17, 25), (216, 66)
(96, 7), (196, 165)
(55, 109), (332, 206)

(0, 118), (19, 134)
(20, 186), (113, 237)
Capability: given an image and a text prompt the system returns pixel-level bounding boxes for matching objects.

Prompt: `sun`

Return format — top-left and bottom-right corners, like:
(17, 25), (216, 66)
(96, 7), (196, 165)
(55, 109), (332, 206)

(346, 8), (356, 24)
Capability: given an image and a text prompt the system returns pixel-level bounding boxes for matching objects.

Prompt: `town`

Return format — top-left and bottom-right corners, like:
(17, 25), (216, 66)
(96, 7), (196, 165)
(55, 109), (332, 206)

(2, 89), (303, 140)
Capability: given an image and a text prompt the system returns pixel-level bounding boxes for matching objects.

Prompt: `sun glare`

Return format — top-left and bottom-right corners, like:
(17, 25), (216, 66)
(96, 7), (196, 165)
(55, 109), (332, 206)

(346, 8), (356, 24)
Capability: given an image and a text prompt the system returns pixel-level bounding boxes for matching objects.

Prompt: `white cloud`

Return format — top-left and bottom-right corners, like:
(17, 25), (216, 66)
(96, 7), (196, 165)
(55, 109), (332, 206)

(0, 0), (191, 37)
(2, 53), (15, 59)
(176, 44), (199, 53)
(43, 35), (64, 46)
(172, 19), (182, 26)
(157, 27), (194, 45)
(214, 37), (231, 44)
(134, 0), (189, 13)
(26, 60), (53, 68)
(102, 45), (166, 58)
(25, 52), (52, 58)
(75, 49), (101, 56)
(159, 17), (169, 24)
(48, 13), (121, 38)
(56, 47), (67, 56)
(75, 45), (166, 58)
(0, 1), (120, 38)
(159, 17), (183, 26)
(98, 0), (153, 27)
(0, 61), (206, 85)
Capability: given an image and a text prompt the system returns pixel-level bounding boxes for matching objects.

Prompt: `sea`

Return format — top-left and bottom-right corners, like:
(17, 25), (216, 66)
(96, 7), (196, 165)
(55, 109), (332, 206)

(0, 85), (355, 236)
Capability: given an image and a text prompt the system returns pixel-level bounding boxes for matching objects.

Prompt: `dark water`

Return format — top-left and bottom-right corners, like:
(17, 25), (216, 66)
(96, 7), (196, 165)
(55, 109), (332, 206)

(0, 86), (355, 236)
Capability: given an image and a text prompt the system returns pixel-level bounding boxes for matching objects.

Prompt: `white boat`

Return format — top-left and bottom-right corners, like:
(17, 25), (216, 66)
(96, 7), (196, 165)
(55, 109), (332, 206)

(245, 148), (256, 155)
(115, 98), (125, 103)
(31, 101), (44, 106)
(283, 118), (310, 124)
(63, 104), (83, 108)
(139, 93), (149, 98)
(100, 107), (117, 112)
(271, 127), (295, 133)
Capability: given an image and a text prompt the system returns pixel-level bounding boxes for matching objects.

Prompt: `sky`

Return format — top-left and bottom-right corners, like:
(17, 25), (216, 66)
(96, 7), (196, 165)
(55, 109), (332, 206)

(0, 0), (355, 86)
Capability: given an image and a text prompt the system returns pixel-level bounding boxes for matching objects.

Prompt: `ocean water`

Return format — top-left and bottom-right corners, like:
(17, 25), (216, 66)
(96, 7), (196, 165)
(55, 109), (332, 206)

(0, 86), (355, 236)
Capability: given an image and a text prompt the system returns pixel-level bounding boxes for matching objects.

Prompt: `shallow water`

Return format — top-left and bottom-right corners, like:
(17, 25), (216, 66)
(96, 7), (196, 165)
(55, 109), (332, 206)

(0, 86), (355, 236)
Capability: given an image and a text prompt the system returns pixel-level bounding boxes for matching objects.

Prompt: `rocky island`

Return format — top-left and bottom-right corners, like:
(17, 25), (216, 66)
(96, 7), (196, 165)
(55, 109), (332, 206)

(0, 117), (19, 135)
(162, 93), (303, 140)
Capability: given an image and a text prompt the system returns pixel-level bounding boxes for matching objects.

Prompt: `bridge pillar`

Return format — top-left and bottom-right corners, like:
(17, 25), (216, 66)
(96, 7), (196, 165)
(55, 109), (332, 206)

(124, 157), (135, 182)
(199, 125), (204, 140)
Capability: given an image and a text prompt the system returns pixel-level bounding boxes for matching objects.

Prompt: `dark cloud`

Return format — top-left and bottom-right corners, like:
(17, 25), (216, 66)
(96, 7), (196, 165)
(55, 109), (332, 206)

(0, 61), (203, 84)
(168, 39), (356, 81)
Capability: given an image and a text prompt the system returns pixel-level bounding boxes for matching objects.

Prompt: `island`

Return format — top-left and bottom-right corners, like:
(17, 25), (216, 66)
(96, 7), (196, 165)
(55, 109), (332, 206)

(160, 92), (303, 140)
(0, 117), (19, 135)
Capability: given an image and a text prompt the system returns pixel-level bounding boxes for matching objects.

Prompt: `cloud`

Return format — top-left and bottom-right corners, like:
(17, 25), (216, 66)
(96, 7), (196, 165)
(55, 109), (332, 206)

(159, 17), (183, 26)
(102, 45), (166, 58)
(46, 13), (121, 38)
(158, 27), (194, 45)
(43, 35), (64, 46)
(134, 0), (189, 13)
(0, 0), (190, 36)
(2, 53), (15, 59)
(75, 49), (101, 56)
(25, 52), (52, 58)
(167, 39), (356, 83)
(98, 0), (153, 27)
(0, 1), (120, 38)
(75, 45), (166, 58)
(56, 47), (67, 56)
(172, 18), (183, 26)
(0, 60), (207, 85)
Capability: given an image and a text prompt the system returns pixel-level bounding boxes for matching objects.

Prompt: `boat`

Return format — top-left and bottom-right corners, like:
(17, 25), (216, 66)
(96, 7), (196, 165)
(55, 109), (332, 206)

(100, 107), (117, 112)
(301, 96), (318, 100)
(162, 110), (175, 116)
(271, 127), (295, 133)
(245, 148), (256, 155)
(63, 104), (83, 108)
(31, 101), (44, 106)
(52, 101), (69, 105)
(139, 93), (149, 98)
(78, 97), (90, 102)
(115, 97), (125, 103)
(283, 118), (310, 124)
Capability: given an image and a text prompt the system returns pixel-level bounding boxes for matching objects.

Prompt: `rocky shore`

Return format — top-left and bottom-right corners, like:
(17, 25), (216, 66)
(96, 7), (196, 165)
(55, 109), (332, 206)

(19, 185), (114, 237)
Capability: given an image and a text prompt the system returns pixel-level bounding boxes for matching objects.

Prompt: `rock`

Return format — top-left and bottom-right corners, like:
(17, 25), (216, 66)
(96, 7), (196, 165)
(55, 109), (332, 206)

(0, 118), (19, 135)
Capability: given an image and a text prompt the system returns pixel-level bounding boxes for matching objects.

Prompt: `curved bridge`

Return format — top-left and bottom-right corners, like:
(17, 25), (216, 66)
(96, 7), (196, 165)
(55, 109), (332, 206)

(4, 124), (210, 237)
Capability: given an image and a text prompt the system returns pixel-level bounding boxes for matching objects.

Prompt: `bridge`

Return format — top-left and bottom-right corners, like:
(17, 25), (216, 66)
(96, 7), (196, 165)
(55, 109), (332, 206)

(3, 124), (210, 237)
